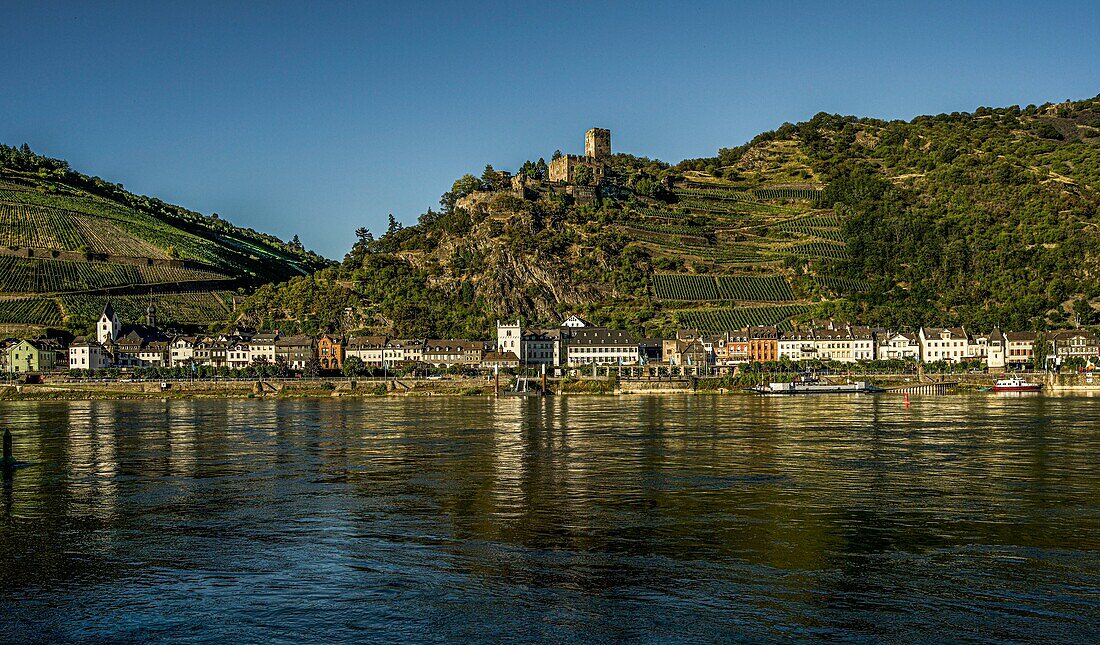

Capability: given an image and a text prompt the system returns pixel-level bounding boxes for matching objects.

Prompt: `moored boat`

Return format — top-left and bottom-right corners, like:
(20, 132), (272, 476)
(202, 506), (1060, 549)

(747, 379), (884, 395)
(992, 377), (1042, 392)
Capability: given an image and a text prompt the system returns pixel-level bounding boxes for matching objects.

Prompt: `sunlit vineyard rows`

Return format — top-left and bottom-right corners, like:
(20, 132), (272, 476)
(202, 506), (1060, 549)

(752, 188), (821, 201)
(0, 203), (85, 249)
(675, 304), (809, 332)
(672, 196), (796, 217)
(60, 291), (235, 325)
(0, 256), (232, 293)
(781, 241), (847, 259)
(0, 297), (63, 325)
(0, 191), (227, 267)
(652, 274), (794, 301)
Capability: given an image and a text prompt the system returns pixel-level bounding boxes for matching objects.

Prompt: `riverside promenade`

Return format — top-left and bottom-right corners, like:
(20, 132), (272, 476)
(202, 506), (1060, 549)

(1, 371), (1097, 400)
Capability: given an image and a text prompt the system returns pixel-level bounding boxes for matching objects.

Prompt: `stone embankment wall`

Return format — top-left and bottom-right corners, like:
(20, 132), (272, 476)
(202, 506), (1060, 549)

(3, 372), (1098, 401)
(1, 376), (502, 400)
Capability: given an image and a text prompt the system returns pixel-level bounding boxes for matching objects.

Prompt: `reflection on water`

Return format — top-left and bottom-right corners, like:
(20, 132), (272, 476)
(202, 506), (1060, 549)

(1, 395), (1099, 642)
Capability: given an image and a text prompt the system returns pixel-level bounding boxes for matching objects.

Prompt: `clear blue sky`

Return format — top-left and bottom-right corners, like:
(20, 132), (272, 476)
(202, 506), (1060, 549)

(3, 1), (1098, 258)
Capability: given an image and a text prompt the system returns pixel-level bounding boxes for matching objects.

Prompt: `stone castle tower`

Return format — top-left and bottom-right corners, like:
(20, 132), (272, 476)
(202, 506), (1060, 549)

(585, 128), (611, 158)
(548, 128), (612, 184)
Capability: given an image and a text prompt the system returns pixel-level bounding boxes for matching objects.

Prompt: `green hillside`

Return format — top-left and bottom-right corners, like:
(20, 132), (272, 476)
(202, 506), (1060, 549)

(0, 144), (331, 332)
(216, 95), (1100, 337)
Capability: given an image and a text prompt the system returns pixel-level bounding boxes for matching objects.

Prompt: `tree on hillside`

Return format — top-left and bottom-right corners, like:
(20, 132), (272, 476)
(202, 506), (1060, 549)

(482, 164), (505, 190)
(452, 174), (481, 198)
(386, 214), (402, 236)
(1073, 298), (1095, 327)
(355, 227), (373, 246)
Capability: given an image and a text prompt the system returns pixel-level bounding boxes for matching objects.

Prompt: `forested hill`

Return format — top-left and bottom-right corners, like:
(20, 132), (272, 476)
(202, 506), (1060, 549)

(235, 94), (1100, 338)
(0, 144), (331, 333)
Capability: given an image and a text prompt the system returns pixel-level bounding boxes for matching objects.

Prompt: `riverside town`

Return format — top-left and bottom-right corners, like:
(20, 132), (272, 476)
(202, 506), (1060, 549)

(5, 301), (1098, 382)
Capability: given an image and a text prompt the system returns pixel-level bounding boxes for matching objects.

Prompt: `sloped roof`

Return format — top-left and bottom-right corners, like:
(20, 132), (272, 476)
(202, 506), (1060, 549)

(347, 335), (387, 349)
(919, 326), (966, 341)
(567, 328), (637, 346)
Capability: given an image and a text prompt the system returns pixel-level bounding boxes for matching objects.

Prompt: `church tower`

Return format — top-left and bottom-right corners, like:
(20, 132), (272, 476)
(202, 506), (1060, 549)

(146, 298), (158, 329)
(97, 301), (121, 344)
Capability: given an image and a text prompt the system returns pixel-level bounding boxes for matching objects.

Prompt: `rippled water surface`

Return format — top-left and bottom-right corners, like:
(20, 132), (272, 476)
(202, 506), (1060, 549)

(2, 395), (1099, 643)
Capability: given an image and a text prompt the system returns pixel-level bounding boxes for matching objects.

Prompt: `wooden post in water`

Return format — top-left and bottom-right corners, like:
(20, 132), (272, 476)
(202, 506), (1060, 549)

(494, 365), (500, 397)
(2, 427), (14, 476)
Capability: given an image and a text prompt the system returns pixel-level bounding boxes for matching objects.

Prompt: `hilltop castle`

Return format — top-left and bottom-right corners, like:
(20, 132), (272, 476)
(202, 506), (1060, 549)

(547, 128), (611, 184)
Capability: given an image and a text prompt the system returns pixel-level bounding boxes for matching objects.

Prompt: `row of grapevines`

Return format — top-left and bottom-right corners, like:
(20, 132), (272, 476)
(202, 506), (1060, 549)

(715, 275), (794, 301)
(60, 291), (235, 324)
(0, 297), (63, 325)
(652, 274), (794, 301)
(0, 202), (86, 249)
(752, 188), (822, 201)
(0, 191), (228, 267)
(780, 241), (847, 259)
(768, 220), (845, 243)
(674, 304), (810, 332)
(0, 257), (232, 293)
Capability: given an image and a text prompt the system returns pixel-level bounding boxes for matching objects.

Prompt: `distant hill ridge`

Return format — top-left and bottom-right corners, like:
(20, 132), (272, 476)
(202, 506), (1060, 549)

(232, 93), (1100, 339)
(0, 143), (331, 333)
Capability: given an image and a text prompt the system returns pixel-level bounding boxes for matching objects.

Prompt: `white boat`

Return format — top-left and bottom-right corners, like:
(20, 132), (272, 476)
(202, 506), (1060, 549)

(748, 380), (883, 395)
(992, 377), (1042, 392)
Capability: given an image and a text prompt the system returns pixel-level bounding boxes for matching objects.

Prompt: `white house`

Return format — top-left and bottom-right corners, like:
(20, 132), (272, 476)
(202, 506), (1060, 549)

(496, 320), (522, 355)
(346, 336), (386, 366)
(565, 329), (639, 365)
(877, 331), (920, 361)
(69, 340), (110, 370)
(967, 332), (991, 363)
(778, 330), (816, 362)
(137, 341), (169, 367)
(919, 327), (969, 363)
(850, 326), (876, 361)
(170, 336), (196, 367)
(813, 327), (853, 362)
(248, 332), (279, 365)
(227, 341), (252, 369)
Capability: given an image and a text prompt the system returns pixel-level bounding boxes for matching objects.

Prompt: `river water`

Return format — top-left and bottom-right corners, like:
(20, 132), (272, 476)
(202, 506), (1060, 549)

(1, 395), (1098, 643)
